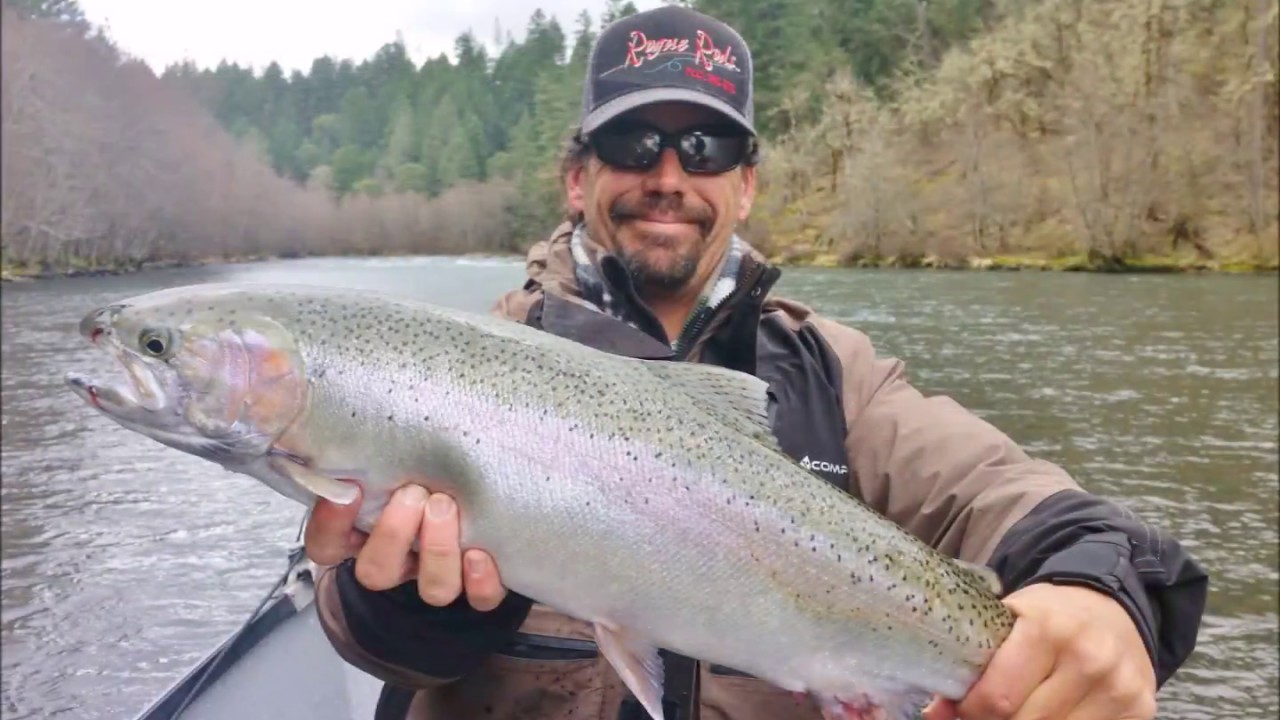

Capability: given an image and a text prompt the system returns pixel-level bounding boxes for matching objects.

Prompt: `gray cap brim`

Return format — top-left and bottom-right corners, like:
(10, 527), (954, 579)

(582, 87), (756, 136)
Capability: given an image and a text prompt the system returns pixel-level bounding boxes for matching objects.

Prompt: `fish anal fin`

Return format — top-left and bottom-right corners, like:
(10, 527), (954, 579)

(593, 622), (665, 720)
(267, 452), (359, 505)
(813, 689), (933, 720)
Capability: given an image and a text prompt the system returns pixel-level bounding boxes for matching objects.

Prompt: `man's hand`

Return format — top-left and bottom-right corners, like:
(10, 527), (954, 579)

(924, 583), (1156, 720)
(304, 482), (509, 611)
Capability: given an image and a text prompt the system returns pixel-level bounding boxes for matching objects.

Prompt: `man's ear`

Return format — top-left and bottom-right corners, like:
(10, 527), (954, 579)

(737, 165), (757, 220)
(566, 163), (587, 213)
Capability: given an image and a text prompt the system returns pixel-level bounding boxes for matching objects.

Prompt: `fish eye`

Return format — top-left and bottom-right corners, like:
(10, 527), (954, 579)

(139, 330), (170, 357)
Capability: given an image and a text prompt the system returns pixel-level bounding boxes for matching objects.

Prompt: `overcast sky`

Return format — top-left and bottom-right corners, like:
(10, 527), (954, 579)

(78, 0), (668, 75)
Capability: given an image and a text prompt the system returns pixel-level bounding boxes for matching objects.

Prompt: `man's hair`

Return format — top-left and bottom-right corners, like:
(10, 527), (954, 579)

(560, 127), (593, 181)
(559, 127), (593, 224)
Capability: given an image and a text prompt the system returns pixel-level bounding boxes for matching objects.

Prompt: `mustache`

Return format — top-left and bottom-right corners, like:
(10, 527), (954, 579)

(609, 194), (714, 233)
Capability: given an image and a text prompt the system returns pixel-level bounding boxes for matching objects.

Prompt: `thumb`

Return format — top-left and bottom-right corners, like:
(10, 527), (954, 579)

(304, 482), (364, 565)
(922, 696), (958, 720)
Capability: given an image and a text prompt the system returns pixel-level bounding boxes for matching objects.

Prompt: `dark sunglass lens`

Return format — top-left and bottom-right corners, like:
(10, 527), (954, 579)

(678, 132), (745, 173)
(595, 129), (661, 169)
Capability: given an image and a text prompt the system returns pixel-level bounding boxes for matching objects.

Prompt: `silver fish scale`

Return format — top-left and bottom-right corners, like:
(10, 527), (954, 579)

(113, 284), (1015, 706)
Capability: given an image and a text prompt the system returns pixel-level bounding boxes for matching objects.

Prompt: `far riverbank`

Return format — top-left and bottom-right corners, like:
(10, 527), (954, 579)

(4, 247), (1276, 283)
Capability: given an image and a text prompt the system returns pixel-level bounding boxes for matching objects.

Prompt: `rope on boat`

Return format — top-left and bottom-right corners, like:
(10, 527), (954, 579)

(168, 508), (313, 718)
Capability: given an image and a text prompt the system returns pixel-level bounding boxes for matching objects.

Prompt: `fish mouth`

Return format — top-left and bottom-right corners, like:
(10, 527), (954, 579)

(64, 333), (232, 459)
(66, 372), (124, 412)
(65, 336), (171, 418)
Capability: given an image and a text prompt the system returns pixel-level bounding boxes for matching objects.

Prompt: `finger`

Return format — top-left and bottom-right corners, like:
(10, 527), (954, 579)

(1008, 667), (1090, 720)
(394, 549), (419, 586)
(921, 697), (957, 720)
(348, 529), (369, 555)
(417, 493), (464, 606)
(956, 617), (1057, 720)
(462, 549), (507, 611)
(304, 484), (363, 565)
(354, 485), (427, 590)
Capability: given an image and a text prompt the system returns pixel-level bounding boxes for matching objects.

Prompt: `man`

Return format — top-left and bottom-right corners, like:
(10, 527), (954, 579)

(305, 6), (1208, 720)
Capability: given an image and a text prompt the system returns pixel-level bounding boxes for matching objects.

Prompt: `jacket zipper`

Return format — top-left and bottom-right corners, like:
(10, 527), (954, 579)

(672, 262), (768, 361)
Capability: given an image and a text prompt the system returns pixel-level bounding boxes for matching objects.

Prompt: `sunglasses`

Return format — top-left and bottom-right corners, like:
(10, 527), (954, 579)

(586, 122), (756, 175)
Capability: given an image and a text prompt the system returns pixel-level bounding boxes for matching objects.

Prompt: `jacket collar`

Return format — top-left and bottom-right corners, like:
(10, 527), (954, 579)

(526, 222), (779, 356)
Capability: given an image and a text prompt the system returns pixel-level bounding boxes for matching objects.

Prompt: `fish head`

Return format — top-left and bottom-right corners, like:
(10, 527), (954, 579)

(65, 288), (307, 464)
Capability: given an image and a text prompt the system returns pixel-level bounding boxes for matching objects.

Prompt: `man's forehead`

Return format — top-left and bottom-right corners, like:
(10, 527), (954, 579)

(613, 102), (735, 131)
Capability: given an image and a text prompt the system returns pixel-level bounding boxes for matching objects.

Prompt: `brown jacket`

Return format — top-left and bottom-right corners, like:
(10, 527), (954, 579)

(315, 225), (1207, 720)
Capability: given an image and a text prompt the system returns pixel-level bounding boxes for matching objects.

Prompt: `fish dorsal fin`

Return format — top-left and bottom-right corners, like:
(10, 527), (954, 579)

(425, 303), (784, 451)
(593, 622), (665, 720)
(957, 560), (1004, 596)
(424, 303), (608, 357)
(641, 360), (781, 451)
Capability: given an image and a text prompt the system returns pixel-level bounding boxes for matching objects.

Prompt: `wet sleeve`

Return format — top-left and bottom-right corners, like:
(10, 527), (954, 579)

(987, 490), (1209, 687)
(315, 560), (533, 686)
(812, 316), (1208, 687)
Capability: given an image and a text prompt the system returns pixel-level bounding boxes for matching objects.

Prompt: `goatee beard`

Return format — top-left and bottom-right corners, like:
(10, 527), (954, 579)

(608, 193), (713, 296)
(618, 243), (700, 296)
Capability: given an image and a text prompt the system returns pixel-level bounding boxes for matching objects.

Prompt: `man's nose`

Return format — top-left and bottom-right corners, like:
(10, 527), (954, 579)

(641, 148), (687, 195)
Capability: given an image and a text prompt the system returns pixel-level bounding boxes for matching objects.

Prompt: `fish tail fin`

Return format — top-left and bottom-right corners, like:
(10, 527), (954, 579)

(813, 689), (933, 720)
(956, 559), (1004, 595)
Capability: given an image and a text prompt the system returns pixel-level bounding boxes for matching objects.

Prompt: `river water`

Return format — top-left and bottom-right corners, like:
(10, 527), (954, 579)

(2, 257), (1276, 719)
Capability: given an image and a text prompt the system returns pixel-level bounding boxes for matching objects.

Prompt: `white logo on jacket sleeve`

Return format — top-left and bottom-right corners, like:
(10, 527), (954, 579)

(800, 455), (849, 476)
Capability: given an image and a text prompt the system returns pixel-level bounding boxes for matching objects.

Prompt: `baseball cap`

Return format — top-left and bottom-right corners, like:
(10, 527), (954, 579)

(580, 6), (755, 137)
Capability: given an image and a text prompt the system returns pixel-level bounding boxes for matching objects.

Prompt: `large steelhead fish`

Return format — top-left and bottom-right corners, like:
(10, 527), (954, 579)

(64, 282), (1015, 720)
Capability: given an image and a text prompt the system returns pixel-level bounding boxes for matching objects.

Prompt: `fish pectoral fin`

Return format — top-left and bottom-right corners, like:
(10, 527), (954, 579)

(593, 622), (665, 720)
(267, 454), (359, 505)
(956, 560), (1004, 596)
